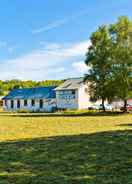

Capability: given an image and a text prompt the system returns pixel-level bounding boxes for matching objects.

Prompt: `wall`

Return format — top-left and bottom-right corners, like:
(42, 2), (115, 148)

(78, 84), (91, 109)
(56, 84), (91, 110)
(3, 98), (56, 112)
(56, 90), (78, 109)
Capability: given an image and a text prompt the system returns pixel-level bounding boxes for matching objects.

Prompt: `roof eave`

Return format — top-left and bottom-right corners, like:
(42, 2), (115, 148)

(54, 88), (79, 91)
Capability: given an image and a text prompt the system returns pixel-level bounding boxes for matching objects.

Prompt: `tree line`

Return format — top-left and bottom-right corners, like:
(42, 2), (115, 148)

(85, 16), (132, 111)
(0, 79), (63, 96)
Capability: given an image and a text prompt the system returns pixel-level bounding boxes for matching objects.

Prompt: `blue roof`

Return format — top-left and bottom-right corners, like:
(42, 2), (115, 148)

(3, 86), (56, 100)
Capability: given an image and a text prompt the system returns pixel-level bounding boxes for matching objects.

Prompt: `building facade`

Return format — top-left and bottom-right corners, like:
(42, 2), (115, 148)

(3, 87), (56, 112)
(55, 78), (91, 110)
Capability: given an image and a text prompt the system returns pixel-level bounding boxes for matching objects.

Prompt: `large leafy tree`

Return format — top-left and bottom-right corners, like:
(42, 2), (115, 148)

(85, 16), (132, 111)
(109, 16), (132, 111)
(84, 26), (113, 111)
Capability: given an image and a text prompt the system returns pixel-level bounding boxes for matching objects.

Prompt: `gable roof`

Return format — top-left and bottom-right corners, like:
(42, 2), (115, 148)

(3, 86), (56, 100)
(55, 78), (84, 90)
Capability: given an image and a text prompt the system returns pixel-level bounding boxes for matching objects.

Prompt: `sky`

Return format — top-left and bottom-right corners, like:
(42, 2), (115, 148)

(0, 0), (132, 81)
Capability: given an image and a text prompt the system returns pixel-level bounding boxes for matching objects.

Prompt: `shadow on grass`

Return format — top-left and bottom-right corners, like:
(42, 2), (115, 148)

(0, 130), (132, 184)
(0, 111), (125, 118)
(118, 123), (132, 127)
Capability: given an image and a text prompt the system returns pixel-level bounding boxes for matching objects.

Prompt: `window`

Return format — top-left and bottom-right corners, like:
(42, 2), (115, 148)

(17, 100), (20, 108)
(5, 100), (7, 106)
(11, 100), (14, 109)
(72, 90), (75, 95)
(31, 99), (35, 106)
(39, 99), (43, 109)
(24, 100), (27, 106)
(60, 91), (64, 95)
(65, 91), (70, 94)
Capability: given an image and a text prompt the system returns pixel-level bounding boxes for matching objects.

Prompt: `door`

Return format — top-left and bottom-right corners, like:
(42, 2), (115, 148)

(11, 100), (14, 109)
(17, 100), (20, 108)
(39, 99), (43, 109)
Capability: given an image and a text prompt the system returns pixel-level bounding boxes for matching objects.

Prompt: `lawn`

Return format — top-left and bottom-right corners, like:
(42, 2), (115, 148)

(0, 112), (132, 183)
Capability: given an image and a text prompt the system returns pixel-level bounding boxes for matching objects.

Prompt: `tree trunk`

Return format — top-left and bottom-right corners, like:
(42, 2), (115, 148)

(102, 98), (105, 112)
(123, 99), (127, 112)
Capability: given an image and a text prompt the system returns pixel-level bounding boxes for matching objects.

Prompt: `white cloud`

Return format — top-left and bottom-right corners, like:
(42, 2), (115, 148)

(32, 10), (88, 34)
(72, 61), (88, 74)
(32, 19), (68, 34)
(0, 40), (90, 81)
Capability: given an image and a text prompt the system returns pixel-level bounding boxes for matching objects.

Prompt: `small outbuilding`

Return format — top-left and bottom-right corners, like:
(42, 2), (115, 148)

(3, 87), (56, 112)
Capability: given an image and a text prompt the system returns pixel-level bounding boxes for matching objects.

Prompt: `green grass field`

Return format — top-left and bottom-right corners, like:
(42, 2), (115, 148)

(0, 112), (132, 184)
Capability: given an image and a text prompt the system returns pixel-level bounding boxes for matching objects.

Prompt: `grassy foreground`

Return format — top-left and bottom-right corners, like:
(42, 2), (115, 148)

(0, 112), (132, 183)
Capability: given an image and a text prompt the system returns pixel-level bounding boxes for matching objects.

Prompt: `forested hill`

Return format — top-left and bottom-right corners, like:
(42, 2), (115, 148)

(0, 80), (64, 96)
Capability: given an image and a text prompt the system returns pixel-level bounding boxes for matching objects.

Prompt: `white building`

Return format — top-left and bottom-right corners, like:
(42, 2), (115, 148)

(3, 78), (92, 112)
(55, 78), (91, 110)
(3, 87), (56, 112)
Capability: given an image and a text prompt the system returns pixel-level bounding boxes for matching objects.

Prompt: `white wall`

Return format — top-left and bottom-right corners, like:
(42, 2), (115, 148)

(3, 98), (56, 112)
(78, 84), (91, 109)
(3, 100), (10, 111)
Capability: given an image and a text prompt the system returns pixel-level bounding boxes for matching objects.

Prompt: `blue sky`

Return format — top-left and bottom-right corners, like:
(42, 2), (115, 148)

(0, 0), (132, 80)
